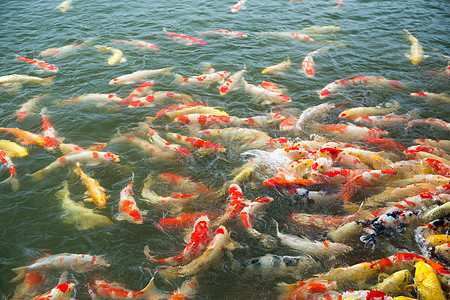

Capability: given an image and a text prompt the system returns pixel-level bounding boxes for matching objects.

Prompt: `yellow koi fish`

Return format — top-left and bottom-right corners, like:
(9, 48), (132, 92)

(262, 57), (292, 75)
(412, 261), (446, 300)
(95, 45), (126, 65)
(74, 162), (109, 208)
(403, 29), (425, 65)
(0, 140), (28, 157)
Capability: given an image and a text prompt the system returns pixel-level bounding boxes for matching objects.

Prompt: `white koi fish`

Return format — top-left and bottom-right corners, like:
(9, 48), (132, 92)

(219, 67), (246, 95)
(29, 151), (120, 181)
(61, 93), (122, 106)
(258, 31), (313, 41)
(403, 29), (425, 65)
(11, 252), (109, 282)
(300, 26), (341, 34)
(113, 39), (159, 51)
(95, 45), (126, 65)
(200, 30), (247, 38)
(16, 94), (47, 121)
(301, 48), (327, 78)
(57, 0), (72, 12)
(57, 182), (113, 231)
(296, 102), (335, 132)
(40, 38), (91, 57)
(174, 71), (230, 87)
(109, 68), (173, 85)
(262, 57), (292, 75)
(231, 0), (247, 13)
(0, 74), (55, 86)
(243, 80), (291, 105)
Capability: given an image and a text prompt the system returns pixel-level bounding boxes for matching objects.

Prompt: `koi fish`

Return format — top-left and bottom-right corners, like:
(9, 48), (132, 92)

(0, 150), (19, 191)
(16, 94), (46, 121)
(146, 216), (212, 265)
(89, 277), (167, 299)
(146, 125), (191, 157)
(157, 211), (217, 230)
(414, 139), (450, 153)
(153, 103), (208, 119)
(406, 118), (450, 131)
(366, 138), (407, 151)
(166, 132), (226, 154)
(116, 175), (144, 224)
(40, 38), (91, 57)
(141, 189), (197, 212)
(339, 169), (398, 202)
(163, 28), (207, 45)
(173, 113), (234, 127)
(231, 0), (247, 13)
(11, 252), (109, 282)
(57, 181), (113, 230)
(15, 55), (58, 72)
(61, 93), (122, 105)
(403, 29), (425, 65)
(58, 142), (107, 155)
(0, 140), (28, 157)
(262, 57), (292, 75)
(277, 278), (339, 300)
(300, 26), (341, 34)
(371, 270), (411, 296)
(339, 101), (400, 121)
(168, 276), (199, 300)
(0, 127), (45, 146)
(109, 67), (173, 85)
(34, 283), (75, 300)
(413, 261), (446, 300)
(313, 123), (388, 141)
(174, 71), (230, 87)
(239, 197), (273, 237)
(196, 127), (271, 150)
(242, 80), (291, 105)
(293, 188), (342, 207)
(219, 67), (246, 95)
(242, 254), (319, 279)
(128, 91), (193, 107)
(301, 48), (327, 77)
(355, 111), (419, 127)
(0, 74), (55, 86)
(119, 81), (153, 106)
(40, 108), (61, 150)
(213, 184), (247, 227)
(290, 211), (368, 230)
(113, 39), (159, 51)
(258, 31), (313, 41)
(29, 151), (119, 181)
(435, 243), (450, 262)
(74, 162), (108, 209)
(295, 103), (335, 132)
(411, 91), (450, 104)
(11, 268), (47, 299)
(200, 30), (247, 38)
(365, 183), (432, 208)
(57, 0), (72, 12)
(319, 147), (369, 169)
(95, 45), (126, 65)
(341, 290), (390, 299)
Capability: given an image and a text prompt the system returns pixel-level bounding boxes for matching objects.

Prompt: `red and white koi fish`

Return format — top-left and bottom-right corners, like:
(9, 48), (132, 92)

(89, 277), (167, 299)
(109, 68), (173, 85)
(262, 57), (292, 75)
(57, 0), (72, 12)
(11, 253), (109, 282)
(414, 139), (450, 153)
(146, 126), (191, 157)
(313, 123), (388, 141)
(231, 0), (247, 13)
(319, 147), (369, 169)
(29, 151), (120, 181)
(365, 138), (406, 151)
(16, 94), (46, 121)
(34, 282), (75, 300)
(157, 211), (219, 231)
(290, 210), (372, 230)
(120, 81), (154, 106)
(234, 113), (286, 128)
(339, 169), (398, 202)
(40, 108), (60, 150)
(296, 102), (335, 132)
(219, 67), (246, 95)
(159, 226), (233, 281)
(275, 222), (353, 258)
(166, 132), (226, 154)
(0, 127), (45, 146)
(422, 158), (450, 176)
(141, 189), (197, 212)
(116, 175), (144, 224)
(40, 39), (91, 57)
(147, 216), (212, 265)
(174, 71), (230, 87)
(411, 91), (450, 104)
(61, 93), (122, 105)
(403, 29), (425, 65)
(239, 197), (273, 236)
(260, 81), (284, 93)
(301, 48), (327, 78)
(325, 169), (371, 185)
(168, 276), (199, 300)
(258, 31), (314, 41)
(354, 111), (418, 128)
(157, 173), (211, 194)
(0, 150), (19, 191)
(74, 162), (109, 209)
(407, 118), (450, 131)
(319, 75), (406, 99)
(242, 80), (291, 105)
(213, 184), (247, 227)
(405, 145), (447, 158)
(339, 101), (400, 121)
(200, 30), (247, 38)
(341, 290), (390, 300)
(163, 28), (207, 45)
(128, 91), (193, 108)
(95, 45), (126, 65)
(277, 278), (338, 300)
(173, 113), (234, 127)
(0, 74), (55, 86)
(58, 142), (107, 155)
(15, 55), (58, 72)
(113, 39), (159, 51)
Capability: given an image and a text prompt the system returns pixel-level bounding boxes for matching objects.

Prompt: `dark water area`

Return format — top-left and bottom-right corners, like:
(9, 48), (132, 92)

(0, 0), (449, 299)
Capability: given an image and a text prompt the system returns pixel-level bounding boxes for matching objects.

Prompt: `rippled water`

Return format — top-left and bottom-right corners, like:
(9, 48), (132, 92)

(0, 0), (449, 299)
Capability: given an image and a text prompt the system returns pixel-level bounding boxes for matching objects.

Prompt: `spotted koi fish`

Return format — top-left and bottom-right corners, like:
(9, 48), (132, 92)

(219, 67), (246, 95)
(34, 283), (75, 300)
(116, 175), (144, 224)
(119, 81), (154, 106)
(301, 48), (326, 78)
(15, 55), (58, 72)
(163, 28), (207, 45)
(166, 132), (226, 154)
(40, 108), (60, 150)
(174, 71), (230, 86)
(0, 150), (19, 191)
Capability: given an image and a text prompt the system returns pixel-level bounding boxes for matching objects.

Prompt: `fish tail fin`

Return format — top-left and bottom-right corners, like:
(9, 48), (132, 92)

(74, 162), (82, 176)
(42, 75), (56, 86)
(28, 169), (48, 182)
(157, 266), (179, 282)
(163, 67), (173, 75)
(173, 74), (185, 83)
(2, 176), (19, 191)
(82, 37), (95, 46)
(10, 266), (27, 282)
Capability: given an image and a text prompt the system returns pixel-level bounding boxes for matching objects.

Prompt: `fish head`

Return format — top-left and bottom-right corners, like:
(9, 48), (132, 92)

(56, 283), (75, 296)
(104, 152), (120, 162)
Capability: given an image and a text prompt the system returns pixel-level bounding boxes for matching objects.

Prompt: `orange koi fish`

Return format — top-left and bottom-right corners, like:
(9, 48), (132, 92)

(157, 172), (210, 194)
(15, 55), (58, 72)
(0, 127), (45, 146)
(157, 211), (219, 231)
(277, 278), (338, 300)
(166, 133), (226, 154)
(163, 28), (207, 45)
